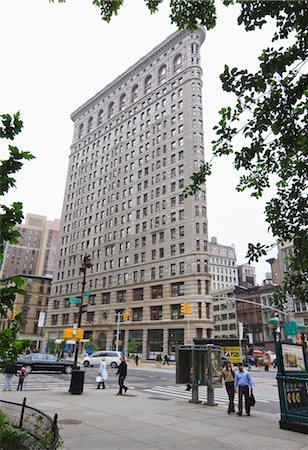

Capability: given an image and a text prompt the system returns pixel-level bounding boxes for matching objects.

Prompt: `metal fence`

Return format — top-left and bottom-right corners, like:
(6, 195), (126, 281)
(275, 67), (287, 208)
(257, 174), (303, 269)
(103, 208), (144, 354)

(0, 397), (60, 449)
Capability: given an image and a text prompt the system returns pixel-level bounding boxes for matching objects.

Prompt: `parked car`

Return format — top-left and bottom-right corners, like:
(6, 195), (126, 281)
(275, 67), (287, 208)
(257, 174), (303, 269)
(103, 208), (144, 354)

(16, 353), (78, 374)
(82, 351), (122, 368)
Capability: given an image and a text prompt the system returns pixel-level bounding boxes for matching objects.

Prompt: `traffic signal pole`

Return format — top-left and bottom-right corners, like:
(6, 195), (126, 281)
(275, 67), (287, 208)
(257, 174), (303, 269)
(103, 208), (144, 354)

(115, 312), (121, 352)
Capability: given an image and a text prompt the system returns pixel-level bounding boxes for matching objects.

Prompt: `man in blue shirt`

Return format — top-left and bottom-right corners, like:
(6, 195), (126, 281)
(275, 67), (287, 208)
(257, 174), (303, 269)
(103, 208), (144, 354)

(235, 362), (253, 416)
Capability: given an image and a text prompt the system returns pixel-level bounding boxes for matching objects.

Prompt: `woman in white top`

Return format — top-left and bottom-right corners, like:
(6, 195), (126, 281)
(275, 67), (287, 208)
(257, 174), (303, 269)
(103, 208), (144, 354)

(97, 356), (108, 389)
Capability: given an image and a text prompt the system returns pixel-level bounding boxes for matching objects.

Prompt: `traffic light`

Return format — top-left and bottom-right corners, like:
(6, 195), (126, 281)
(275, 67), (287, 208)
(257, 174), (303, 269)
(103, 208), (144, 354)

(185, 303), (192, 315)
(8, 310), (17, 320)
(122, 311), (130, 321)
(180, 303), (186, 315)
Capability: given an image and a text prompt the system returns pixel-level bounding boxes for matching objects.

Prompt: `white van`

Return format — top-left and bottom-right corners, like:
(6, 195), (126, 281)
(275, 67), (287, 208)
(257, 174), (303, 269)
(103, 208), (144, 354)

(82, 351), (122, 368)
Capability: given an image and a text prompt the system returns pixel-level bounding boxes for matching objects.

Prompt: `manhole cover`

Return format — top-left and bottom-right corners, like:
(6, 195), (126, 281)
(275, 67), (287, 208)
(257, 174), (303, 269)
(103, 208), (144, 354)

(58, 419), (82, 425)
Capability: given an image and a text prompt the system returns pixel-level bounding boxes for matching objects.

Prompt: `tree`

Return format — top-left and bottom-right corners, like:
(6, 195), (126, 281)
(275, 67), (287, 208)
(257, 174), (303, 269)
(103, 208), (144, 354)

(50, 2), (307, 306)
(85, 338), (99, 353)
(0, 112), (35, 366)
(127, 339), (138, 358)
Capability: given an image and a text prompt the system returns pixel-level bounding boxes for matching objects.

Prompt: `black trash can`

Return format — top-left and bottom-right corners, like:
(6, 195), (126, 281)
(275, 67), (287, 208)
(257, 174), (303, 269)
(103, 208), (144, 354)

(69, 370), (85, 395)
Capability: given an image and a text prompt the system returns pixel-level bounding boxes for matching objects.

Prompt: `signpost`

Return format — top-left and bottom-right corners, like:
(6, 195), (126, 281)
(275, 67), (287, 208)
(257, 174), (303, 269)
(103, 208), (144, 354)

(69, 297), (81, 304)
(284, 322), (298, 337)
(83, 291), (91, 297)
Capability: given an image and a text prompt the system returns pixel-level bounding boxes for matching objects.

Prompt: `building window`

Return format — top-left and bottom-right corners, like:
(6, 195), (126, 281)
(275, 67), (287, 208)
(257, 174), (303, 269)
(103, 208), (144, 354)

(171, 282), (185, 297)
(144, 75), (152, 94)
(51, 314), (58, 325)
(133, 288), (144, 301)
(87, 116), (93, 133)
(132, 307), (143, 321)
(151, 285), (163, 299)
(173, 54), (182, 74)
(151, 305), (163, 320)
(170, 264), (176, 276)
(78, 123), (84, 139)
(171, 304), (184, 320)
(119, 94), (126, 111)
(102, 292), (110, 304)
(132, 84), (138, 102)
(53, 300), (59, 310)
(158, 65), (166, 84)
(117, 290), (127, 303)
(87, 312), (95, 323)
(98, 109), (103, 125)
(62, 314), (69, 325)
(197, 279), (202, 294)
(109, 102), (114, 118)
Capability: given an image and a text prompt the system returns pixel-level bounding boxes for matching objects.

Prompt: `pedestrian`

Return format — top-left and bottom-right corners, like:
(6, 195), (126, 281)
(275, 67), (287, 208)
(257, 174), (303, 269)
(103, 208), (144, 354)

(135, 354), (139, 366)
(96, 356), (108, 389)
(235, 362), (253, 416)
(3, 364), (16, 391)
(116, 356), (128, 395)
(163, 354), (170, 366)
(221, 361), (235, 414)
(16, 366), (27, 391)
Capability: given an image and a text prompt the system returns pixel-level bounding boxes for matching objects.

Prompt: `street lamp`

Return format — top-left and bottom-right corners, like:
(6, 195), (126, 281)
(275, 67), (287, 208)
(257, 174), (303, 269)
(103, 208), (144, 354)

(74, 255), (93, 365)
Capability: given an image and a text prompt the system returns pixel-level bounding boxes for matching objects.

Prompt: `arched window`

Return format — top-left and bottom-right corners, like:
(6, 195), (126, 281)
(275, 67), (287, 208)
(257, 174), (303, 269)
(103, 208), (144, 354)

(144, 75), (152, 94)
(158, 65), (166, 84)
(98, 109), (103, 125)
(119, 94), (126, 111)
(108, 102), (114, 119)
(87, 116), (93, 133)
(173, 54), (182, 74)
(78, 123), (84, 139)
(132, 84), (138, 103)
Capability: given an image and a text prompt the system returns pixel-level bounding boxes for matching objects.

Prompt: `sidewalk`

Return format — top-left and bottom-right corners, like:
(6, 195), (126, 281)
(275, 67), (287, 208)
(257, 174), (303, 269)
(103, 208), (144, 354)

(2, 386), (307, 450)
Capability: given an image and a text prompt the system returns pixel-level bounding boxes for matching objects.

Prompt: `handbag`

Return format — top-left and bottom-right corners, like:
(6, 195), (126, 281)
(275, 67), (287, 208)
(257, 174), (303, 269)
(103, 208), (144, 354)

(96, 376), (103, 383)
(249, 392), (256, 407)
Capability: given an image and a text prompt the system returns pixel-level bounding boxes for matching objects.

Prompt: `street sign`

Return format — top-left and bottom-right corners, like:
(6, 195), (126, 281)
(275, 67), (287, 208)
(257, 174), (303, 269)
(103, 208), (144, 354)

(37, 312), (45, 328)
(81, 304), (88, 314)
(83, 291), (91, 297)
(69, 297), (81, 304)
(284, 321), (297, 336)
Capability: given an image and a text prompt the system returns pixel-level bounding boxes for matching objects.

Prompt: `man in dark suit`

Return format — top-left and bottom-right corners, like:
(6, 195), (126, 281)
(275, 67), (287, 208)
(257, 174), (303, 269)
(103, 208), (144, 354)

(116, 356), (128, 395)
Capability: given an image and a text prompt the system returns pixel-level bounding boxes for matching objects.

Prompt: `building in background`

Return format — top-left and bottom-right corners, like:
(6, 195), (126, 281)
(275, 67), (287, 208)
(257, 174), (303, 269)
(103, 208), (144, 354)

(44, 28), (213, 359)
(0, 275), (51, 350)
(237, 263), (256, 288)
(212, 286), (237, 339)
(0, 214), (60, 279)
(266, 257), (281, 285)
(209, 236), (238, 290)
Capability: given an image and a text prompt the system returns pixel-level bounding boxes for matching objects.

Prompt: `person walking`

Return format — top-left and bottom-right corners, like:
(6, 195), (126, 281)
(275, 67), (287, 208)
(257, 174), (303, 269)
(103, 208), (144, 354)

(97, 356), (108, 389)
(221, 361), (235, 414)
(135, 355), (139, 366)
(163, 354), (170, 366)
(3, 364), (16, 391)
(116, 356), (128, 395)
(235, 362), (253, 416)
(16, 366), (27, 391)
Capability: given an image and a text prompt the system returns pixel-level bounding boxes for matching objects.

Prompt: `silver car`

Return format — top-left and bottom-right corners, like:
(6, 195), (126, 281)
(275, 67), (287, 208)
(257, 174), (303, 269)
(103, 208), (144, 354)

(82, 351), (122, 368)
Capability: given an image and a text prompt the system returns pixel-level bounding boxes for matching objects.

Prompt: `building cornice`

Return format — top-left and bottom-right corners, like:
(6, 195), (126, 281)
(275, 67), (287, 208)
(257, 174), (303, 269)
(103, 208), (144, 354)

(71, 27), (205, 122)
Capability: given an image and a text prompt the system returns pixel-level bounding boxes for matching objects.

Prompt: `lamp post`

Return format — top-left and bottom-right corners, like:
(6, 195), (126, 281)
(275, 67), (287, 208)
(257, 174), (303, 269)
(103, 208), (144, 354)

(74, 255), (93, 365)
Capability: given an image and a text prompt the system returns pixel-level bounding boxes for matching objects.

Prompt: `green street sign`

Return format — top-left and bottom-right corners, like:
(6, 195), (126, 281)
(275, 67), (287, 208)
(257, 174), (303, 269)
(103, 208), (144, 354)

(69, 297), (81, 304)
(83, 291), (91, 297)
(284, 321), (297, 336)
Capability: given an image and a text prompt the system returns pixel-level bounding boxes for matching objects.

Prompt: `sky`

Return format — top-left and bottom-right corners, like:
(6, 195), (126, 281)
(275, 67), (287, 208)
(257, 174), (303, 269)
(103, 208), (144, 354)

(1, 0), (278, 283)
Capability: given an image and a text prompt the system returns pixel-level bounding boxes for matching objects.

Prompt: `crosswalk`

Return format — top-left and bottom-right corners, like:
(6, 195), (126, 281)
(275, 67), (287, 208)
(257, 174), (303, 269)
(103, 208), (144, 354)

(143, 385), (280, 407)
(1, 373), (73, 391)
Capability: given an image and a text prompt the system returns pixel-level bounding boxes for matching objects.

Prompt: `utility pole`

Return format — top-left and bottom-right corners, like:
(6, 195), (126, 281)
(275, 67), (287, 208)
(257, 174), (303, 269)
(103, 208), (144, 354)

(74, 255), (92, 365)
(115, 312), (121, 352)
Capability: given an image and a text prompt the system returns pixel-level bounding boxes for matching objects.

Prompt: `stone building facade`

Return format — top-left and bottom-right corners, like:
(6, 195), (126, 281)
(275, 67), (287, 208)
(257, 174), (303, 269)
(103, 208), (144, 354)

(209, 236), (238, 290)
(0, 214), (60, 279)
(44, 28), (213, 359)
(0, 275), (50, 350)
